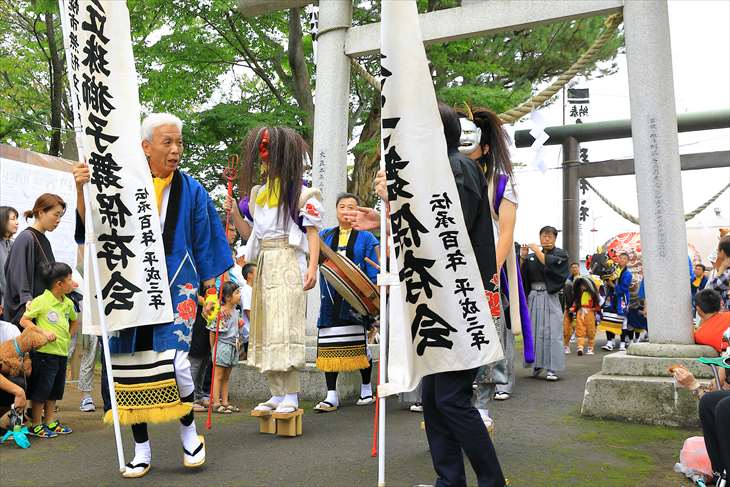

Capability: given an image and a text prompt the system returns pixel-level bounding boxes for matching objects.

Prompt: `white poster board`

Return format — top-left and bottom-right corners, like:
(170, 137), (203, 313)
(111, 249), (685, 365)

(0, 156), (78, 270)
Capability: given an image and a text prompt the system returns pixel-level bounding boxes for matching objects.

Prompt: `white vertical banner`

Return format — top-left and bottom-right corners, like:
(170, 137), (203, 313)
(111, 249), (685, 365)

(60, 0), (173, 333)
(378, 0), (503, 397)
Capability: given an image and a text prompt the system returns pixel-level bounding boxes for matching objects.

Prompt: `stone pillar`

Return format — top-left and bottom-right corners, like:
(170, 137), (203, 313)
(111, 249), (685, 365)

(311, 0), (352, 226)
(623, 0), (693, 344)
(307, 0), (352, 338)
(562, 136), (579, 262)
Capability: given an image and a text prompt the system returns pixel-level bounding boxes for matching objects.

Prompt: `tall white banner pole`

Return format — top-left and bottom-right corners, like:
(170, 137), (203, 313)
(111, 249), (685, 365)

(377, 142), (388, 486)
(58, 0), (126, 472)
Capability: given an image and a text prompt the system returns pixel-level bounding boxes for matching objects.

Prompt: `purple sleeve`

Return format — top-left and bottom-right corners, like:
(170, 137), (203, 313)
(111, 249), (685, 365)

(238, 196), (253, 222)
(493, 174), (508, 215)
(501, 262), (534, 364)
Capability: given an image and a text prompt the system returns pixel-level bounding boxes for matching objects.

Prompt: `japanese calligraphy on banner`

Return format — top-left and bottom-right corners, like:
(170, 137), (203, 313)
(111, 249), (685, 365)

(378, 0), (503, 396)
(59, 0), (173, 333)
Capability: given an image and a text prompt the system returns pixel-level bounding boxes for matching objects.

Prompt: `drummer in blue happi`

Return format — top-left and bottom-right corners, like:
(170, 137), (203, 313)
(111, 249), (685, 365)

(313, 193), (379, 413)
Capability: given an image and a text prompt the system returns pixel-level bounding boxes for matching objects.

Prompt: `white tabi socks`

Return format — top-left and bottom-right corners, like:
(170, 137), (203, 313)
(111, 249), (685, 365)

(122, 441), (151, 478)
(325, 390), (339, 407)
(275, 393), (299, 413)
(356, 384), (374, 405)
(254, 395), (284, 412)
(181, 422), (205, 468)
(180, 422), (198, 453)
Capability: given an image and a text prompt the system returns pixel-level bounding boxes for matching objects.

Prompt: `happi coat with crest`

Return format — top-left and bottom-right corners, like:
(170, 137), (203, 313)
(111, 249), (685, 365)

(77, 170), (233, 353)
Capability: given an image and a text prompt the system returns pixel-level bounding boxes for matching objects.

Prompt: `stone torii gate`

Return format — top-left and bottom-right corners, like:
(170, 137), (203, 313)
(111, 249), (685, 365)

(513, 108), (730, 261)
(238, 0), (710, 425)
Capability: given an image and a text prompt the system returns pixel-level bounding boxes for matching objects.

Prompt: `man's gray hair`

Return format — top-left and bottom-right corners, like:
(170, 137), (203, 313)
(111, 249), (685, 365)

(141, 113), (183, 142)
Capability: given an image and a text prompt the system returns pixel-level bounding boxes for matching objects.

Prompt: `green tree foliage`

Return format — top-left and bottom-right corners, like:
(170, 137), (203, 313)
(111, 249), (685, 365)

(1, 0), (622, 205)
(127, 0), (313, 194)
(348, 0), (623, 205)
(0, 0), (71, 156)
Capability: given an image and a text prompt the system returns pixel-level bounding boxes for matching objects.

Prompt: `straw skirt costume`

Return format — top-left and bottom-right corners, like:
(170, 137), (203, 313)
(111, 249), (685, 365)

(243, 183), (323, 395)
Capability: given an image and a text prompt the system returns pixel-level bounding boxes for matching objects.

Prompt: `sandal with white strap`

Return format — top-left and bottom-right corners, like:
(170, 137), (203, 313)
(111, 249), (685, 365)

(183, 435), (205, 469)
(122, 462), (150, 479)
(274, 402), (298, 414)
(253, 401), (279, 412)
(313, 401), (338, 413)
(356, 395), (374, 406)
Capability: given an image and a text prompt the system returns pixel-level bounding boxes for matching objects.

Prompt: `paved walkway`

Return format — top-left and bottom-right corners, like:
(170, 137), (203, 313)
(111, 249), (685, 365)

(0, 339), (698, 486)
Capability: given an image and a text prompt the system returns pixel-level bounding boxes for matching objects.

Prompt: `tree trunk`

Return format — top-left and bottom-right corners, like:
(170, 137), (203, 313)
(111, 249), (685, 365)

(349, 95), (380, 208)
(45, 12), (64, 157)
(287, 8), (315, 144)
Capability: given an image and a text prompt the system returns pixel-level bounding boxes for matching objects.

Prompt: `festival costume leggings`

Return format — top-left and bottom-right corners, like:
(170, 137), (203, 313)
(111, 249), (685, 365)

(266, 370), (301, 396)
(699, 390), (730, 476)
(130, 351), (196, 444)
(562, 311), (575, 347)
(564, 310), (597, 349)
(575, 309), (596, 349)
(606, 330), (640, 343)
(325, 359), (373, 391)
(131, 392), (195, 444)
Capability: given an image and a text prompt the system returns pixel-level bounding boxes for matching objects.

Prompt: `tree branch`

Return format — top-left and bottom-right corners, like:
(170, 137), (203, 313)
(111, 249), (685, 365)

(224, 11), (288, 106)
(45, 11), (64, 156)
(287, 8), (314, 133)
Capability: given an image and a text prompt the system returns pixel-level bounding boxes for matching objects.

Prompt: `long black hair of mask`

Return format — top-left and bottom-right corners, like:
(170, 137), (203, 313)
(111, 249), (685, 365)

(468, 108), (514, 190)
(239, 126), (307, 227)
(438, 102), (462, 151)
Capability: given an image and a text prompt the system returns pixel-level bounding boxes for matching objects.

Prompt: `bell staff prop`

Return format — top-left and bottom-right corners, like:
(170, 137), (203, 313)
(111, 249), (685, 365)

(57, 0), (125, 472)
(206, 154), (239, 429)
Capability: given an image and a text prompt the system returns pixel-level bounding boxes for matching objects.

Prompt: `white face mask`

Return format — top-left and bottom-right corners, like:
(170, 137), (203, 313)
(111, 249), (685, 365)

(458, 118), (481, 155)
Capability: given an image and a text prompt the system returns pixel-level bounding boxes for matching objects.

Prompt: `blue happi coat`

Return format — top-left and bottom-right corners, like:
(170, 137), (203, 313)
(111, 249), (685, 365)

(77, 170), (233, 353)
(607, 267), (633, 316)
(318, 227), (378, 328)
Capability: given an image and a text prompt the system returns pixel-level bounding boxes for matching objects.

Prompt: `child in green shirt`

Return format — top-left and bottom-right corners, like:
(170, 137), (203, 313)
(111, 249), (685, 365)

(20, 262), (78, 438)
